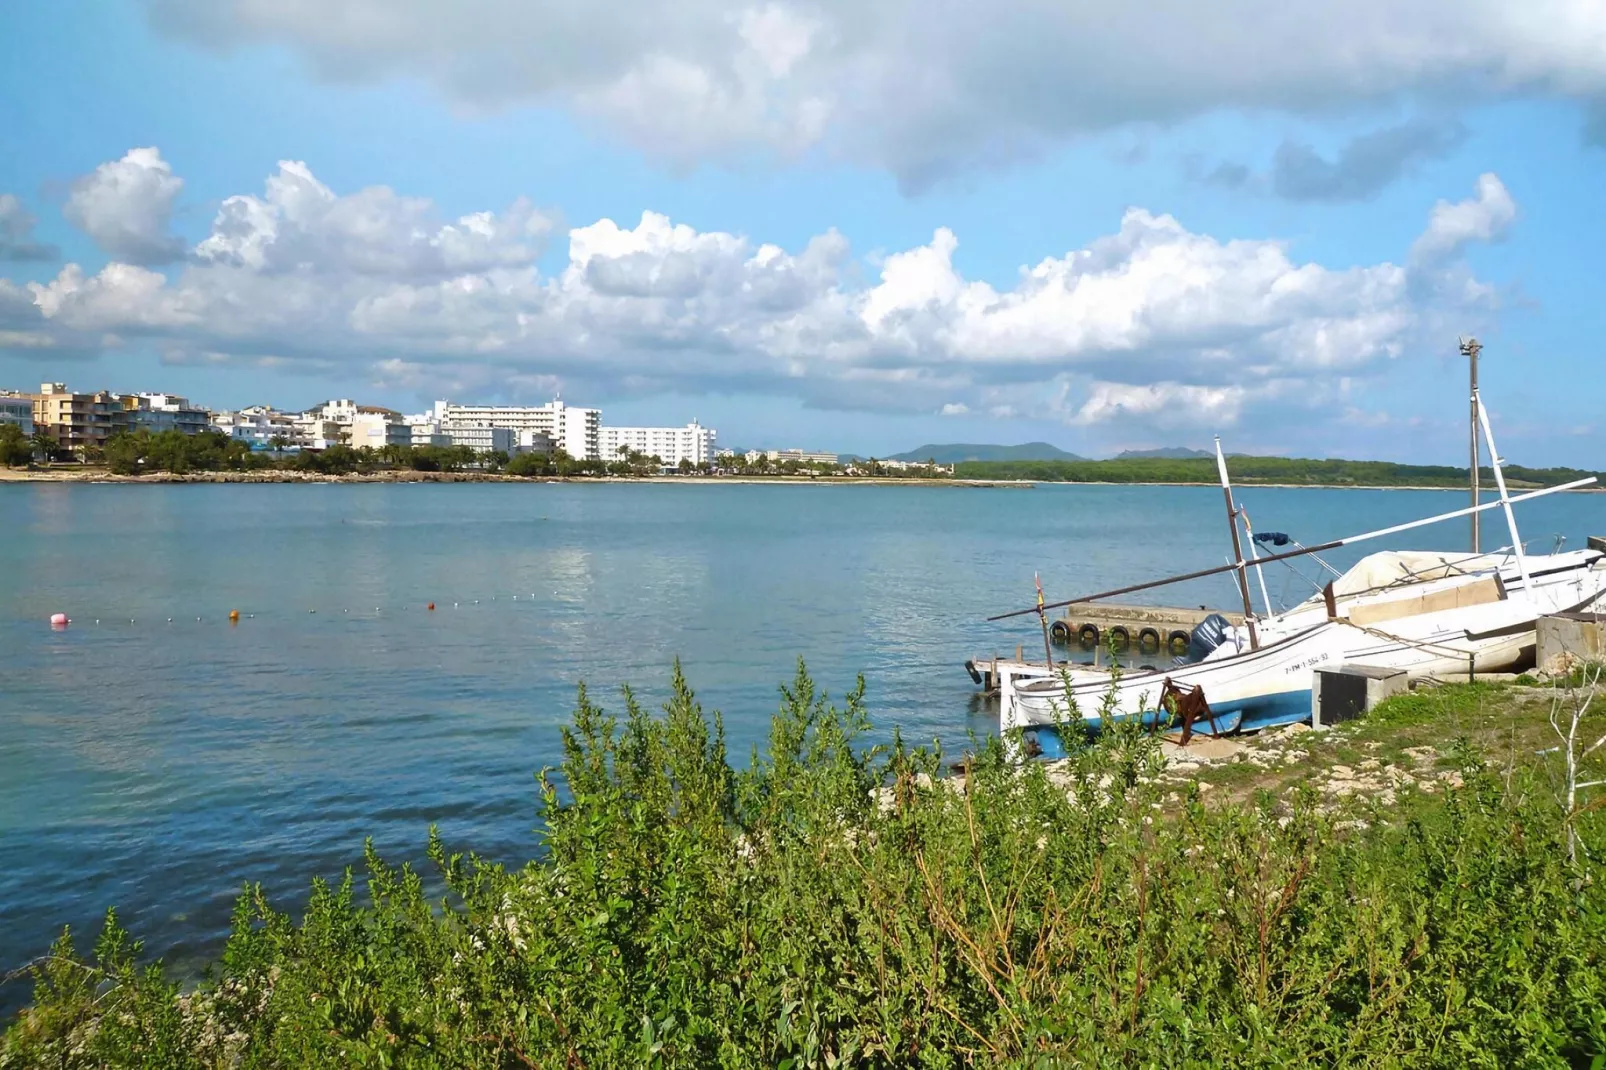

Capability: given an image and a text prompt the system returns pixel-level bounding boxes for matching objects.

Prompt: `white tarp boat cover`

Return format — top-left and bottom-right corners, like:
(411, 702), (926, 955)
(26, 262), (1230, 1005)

(1296, 549), (1509, 606)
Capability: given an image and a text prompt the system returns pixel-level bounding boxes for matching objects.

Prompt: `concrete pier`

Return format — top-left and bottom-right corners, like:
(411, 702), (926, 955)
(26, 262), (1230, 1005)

(967, 602), (1245, 694)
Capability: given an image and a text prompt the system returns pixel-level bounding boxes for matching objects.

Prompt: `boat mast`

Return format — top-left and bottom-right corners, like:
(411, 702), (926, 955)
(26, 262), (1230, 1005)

(1475, 392), (1532, 591)
(1239, 506), (1275, 616)
(989, 475), (1593, 621)
(1462, 337), (1482, 553)
(1215, 436), (1260, 650)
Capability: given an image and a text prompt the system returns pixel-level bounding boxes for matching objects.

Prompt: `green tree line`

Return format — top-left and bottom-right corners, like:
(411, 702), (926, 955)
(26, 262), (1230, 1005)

(4, 667), (1603, 1066)
(955, 454), (1606, 488)
(81, 430), (665, 478)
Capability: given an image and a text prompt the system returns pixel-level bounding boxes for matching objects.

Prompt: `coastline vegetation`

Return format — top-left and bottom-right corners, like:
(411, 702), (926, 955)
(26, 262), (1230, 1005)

(3, 666), (1603, 1067)
(4, 424), (1602, 489)
(4, 427), (957, 481)
(955, 454), (1606, 488)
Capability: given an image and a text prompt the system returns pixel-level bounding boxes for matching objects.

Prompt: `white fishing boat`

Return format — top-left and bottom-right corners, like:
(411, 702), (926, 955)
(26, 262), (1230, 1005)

(991, 391), (1603, 753)
(1004, 550), (1606, 753)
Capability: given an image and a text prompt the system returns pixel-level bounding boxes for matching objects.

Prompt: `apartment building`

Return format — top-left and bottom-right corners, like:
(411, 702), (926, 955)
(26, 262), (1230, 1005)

(0, 392), (33, 434)
(122, 393), (211, 435)
(745, 448), (839, 465)
(422, 398), (601, 460)
(599, 420), (717, 466)
(349, 409), (410, 450)
(30, 383), (130, 452)
(443, 426), (515, 453)
(212, 406), (302, 448)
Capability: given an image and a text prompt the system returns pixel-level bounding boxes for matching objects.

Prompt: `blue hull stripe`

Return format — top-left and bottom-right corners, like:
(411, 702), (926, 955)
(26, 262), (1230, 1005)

(1024, 689), (1313, 760)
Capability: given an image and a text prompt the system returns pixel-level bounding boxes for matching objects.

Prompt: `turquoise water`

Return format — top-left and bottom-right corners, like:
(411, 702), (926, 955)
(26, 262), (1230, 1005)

(1, 481), (1599, 1010)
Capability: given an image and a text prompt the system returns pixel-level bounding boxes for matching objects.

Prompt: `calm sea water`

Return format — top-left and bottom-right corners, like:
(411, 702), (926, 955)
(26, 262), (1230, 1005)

(1, 481), (1599, 1011)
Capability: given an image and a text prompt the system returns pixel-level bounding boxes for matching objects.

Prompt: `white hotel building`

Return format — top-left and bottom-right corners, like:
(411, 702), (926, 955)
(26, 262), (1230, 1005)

(600, 421), (717, 466)
(419, 398), (601, 460)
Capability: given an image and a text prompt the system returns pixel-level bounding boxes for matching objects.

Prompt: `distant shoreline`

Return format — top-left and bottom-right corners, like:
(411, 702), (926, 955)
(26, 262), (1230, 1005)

(0, 467), (1030, 488)
(2, 467), (1599, 493)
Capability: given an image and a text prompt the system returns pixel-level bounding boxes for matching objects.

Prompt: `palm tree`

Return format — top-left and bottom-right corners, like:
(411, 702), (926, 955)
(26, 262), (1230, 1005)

(30, 430), (56, 463)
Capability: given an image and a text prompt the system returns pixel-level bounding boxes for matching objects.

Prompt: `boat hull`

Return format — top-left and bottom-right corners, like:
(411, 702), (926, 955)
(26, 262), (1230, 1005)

(1001, 551), (1606, 743)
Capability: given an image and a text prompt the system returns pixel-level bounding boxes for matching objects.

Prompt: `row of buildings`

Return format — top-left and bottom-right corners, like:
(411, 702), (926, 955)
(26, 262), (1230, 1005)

(1, 384), (732, 467)
(1, 384), (212, 451)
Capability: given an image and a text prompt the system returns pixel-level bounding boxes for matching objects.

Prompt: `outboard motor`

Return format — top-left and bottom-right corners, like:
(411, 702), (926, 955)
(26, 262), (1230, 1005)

(1178, 613), (1233, 665)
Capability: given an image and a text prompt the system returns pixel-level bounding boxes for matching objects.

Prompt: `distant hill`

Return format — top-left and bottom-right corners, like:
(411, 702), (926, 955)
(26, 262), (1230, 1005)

(1113, 446), (1213, 460)
(887, 442), (1087, 464)
(952, 454), (1606, 489)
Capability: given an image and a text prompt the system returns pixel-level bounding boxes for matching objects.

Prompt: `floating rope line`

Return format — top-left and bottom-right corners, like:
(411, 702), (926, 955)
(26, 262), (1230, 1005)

(36, 589), (583, 631)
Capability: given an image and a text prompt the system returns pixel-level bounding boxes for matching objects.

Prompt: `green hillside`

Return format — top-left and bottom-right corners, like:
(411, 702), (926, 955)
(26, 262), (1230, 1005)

(954, 454), (1606, 488)
(1112, 446), (1214, 459)
(887, 442), (1086, 463)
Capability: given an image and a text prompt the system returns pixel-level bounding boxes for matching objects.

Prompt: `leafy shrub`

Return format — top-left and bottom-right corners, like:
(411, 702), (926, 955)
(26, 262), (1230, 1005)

(4, 664), (1604, 1067)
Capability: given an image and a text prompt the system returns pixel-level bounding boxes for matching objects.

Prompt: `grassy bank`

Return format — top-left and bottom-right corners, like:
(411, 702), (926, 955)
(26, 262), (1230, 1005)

(955, 454), (1606, 489)
(4, 666), (1604, 1067)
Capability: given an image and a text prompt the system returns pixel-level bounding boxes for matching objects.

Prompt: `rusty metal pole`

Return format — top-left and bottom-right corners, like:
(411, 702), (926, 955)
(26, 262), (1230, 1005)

(1214, 437), (1260, 650)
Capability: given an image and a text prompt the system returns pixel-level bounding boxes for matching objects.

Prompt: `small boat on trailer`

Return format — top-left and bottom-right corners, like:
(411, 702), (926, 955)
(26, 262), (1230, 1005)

(989, 392), (1604, 753)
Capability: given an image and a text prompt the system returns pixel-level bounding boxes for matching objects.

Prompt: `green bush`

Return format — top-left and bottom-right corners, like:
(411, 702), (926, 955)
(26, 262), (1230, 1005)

(4, 665), (1604, 1067)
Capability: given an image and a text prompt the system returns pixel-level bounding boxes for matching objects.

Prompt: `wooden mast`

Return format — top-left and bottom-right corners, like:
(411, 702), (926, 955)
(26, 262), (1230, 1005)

(1215, 437), (1259, 650)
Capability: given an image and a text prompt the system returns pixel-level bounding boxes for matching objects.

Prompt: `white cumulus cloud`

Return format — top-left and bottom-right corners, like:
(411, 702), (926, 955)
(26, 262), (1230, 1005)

(1411, 172), (1517, 263)
(63, 148), (185, 265)
(2, 152), (1516, 437)
(144, 0), (1606, 183)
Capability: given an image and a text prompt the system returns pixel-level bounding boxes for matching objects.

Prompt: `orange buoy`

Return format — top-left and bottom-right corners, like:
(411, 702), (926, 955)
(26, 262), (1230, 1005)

(427, 602), (436, 611)
(229, 610), (240, 623)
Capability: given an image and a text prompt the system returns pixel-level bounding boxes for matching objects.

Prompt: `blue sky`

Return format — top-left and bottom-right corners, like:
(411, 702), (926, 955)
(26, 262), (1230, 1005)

(2, 0), (1604, 462)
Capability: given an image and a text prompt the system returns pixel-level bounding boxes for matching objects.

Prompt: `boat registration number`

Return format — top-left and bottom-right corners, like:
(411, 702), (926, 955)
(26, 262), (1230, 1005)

(1285, 652), (1331, 675)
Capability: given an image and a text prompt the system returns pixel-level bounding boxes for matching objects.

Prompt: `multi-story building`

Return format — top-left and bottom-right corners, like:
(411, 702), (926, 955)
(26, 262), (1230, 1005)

(30, 383), (131, 453)
(515, 429), (555, 456)
(122, 393), (211, 435)
(308, 399), (362, 425)
(408, 424), (451, 448)
(443, 425), (515, 454)
(422, 398), (601, 460)
(349, 409), (410, 450)
(293, 414), (347, 450)
(213, 406), (302, 449)
(600, 421), (717, 466)
(746, 448), (839, 466)
(870, 458), (955, 474)
(0, 392), (34, 434)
